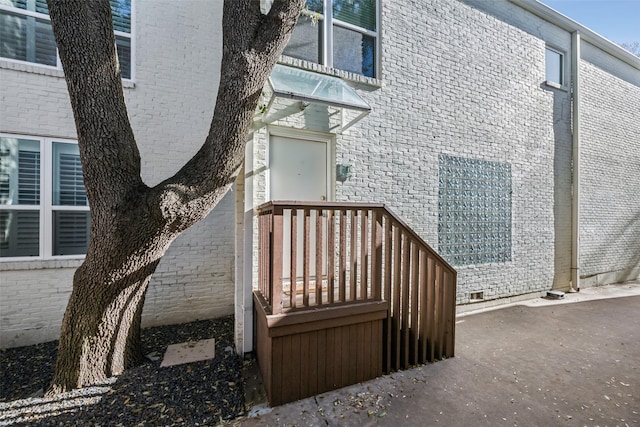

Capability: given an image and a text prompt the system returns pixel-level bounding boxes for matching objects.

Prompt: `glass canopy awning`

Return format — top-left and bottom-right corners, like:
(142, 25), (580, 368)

(259, 64), (372, 133)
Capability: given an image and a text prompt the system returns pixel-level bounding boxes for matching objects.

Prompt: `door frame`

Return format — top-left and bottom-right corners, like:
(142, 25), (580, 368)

(266, 126), (336, 202)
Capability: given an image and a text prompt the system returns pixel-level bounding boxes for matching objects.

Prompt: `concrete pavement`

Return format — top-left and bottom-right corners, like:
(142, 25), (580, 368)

(235, 281), (640, 426)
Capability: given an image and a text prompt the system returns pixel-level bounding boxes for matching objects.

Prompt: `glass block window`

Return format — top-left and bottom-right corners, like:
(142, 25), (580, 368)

(284, 0), (378, 78)
(0, 135), (90, 259)
(438, 155), (512, 266)
(0, 0), (132, 79)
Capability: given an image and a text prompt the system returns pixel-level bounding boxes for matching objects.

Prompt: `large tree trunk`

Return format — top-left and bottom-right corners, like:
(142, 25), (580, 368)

(46, 0), (303, 394)
(48, 195), (177, 393)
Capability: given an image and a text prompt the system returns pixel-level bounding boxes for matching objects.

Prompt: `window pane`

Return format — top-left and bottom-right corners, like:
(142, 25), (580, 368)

(53, 142), (87, 206)
(333, 0), (376, 31)
(305, 0), (323, 14)
(0, 137), (40, 206)
(333, 26), (375, 77)
(5, 0), (48, 14)
(0, 11), (28, 62)
(0, 210), (40, 257)
(0, 11), (56, 66)
(35, 17), (57, 66)
(110, 0), (131, 33)
(53, 211), (90, 256)
(283, 18), (322, 64)
(115, 35), (131, 79)
(545, 48), (562, 84)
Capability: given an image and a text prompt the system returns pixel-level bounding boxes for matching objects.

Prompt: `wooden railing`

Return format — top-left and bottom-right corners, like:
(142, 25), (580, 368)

(256, 201), (457, 373)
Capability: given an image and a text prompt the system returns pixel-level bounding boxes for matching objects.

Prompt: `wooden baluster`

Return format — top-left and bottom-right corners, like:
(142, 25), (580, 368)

(258, 213), (264, 298)
(371, 209), (383, 301)
(411, 243), (420, 365)
(339, 209), (347, 302)
(427, 257), (436, 362)
(383, 214), (393, 373)
(290, 209), (297, 309)
(419, 251), (428, 364)
(443, 269), (456, 358)
(327, 210), (335, 304)
(316, 209), (323, 305)
(434, 264), (442, 359)
(392, 224), (402, 371)
(303, 208), (310, 307)
(439, 264), (447, 359)
(360, 209), (369, 300)
(350, 210), (357, 301)
(401, 234), (411, 369)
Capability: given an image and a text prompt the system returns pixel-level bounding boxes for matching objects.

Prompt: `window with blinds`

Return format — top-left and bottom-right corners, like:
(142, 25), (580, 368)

(284, 0), (378, 78)
(0, 136), (90, 259)
(53, 143), (87, 206)
(0, 0), (132, 79)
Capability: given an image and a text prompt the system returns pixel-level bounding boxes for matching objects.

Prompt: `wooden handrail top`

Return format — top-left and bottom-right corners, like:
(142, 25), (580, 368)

(256, 200), (386, 211)
(256, 200), (457, 275)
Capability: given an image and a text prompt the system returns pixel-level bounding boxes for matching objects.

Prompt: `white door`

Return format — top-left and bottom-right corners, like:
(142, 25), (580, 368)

(270, 135), (328, 201)
(269, 134), (330, 281)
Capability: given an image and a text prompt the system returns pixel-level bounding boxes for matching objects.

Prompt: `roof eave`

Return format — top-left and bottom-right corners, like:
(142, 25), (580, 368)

(508, 0), (640, 70)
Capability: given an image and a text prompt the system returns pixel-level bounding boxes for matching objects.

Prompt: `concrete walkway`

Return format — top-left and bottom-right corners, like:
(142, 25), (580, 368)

(235, 281), (640, 426)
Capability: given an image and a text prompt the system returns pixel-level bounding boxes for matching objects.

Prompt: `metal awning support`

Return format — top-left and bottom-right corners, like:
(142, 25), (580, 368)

(260, 64), (371, 133)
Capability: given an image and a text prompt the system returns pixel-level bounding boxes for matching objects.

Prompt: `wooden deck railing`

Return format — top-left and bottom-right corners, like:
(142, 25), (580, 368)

(256, 201), (457, 373)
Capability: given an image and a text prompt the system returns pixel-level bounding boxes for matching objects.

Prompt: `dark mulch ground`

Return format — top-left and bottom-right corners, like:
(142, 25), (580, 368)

(0, 316), (246, 426)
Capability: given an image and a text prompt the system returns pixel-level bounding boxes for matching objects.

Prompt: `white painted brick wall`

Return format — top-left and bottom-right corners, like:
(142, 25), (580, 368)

(579, 57), (640, 285)
(247, 0), (574, 310)
(0, 0), (234, 348)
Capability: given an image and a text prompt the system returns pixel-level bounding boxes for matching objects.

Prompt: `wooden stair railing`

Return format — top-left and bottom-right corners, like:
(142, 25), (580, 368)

(256, 201), (457, 373)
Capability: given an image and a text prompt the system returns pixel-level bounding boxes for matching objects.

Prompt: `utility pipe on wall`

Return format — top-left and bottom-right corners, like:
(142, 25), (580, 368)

(570, 31), (581, 292)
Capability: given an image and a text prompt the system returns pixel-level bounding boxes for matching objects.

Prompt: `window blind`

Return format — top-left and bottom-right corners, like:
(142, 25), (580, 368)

(53, 211), (90, 256)
(56, 152), (86, 206)
(333, 0), (376, 31)
(18, 150), (40, 205)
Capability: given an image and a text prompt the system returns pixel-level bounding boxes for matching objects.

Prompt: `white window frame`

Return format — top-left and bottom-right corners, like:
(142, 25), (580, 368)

(0, 1), (135, 81)
(0, 134), (89, 261)
(545, 46), (564, 87)
(294, 0), (380, 78)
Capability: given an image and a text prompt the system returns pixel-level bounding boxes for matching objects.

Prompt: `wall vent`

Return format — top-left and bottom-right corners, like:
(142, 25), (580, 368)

(470, 291), (484, 302)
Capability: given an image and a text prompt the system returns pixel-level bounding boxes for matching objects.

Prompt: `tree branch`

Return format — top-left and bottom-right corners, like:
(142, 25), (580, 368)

(154, 0), (304, 231)
(47, 0), (143, 209)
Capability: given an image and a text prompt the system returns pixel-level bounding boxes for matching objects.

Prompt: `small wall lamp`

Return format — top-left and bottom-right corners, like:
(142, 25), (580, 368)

(336, 164), (353, 182)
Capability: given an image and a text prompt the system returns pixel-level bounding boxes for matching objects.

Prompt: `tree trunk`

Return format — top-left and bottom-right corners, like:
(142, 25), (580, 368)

(45, 0), (304, 394)
(48, 192), (181, 393)
(48, 255), (156, 393)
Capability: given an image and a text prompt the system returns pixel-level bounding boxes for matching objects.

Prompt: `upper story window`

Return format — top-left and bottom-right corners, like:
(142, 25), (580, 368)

(0, 135), (90, 260)
(545, 47), (563, 86)
(284, 0), (378, 78)
(0, 0), (132, 79)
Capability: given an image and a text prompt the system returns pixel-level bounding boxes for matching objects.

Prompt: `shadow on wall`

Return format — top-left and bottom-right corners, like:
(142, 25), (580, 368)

(582, 212), (640, 285)
(542, 82), (573, 290)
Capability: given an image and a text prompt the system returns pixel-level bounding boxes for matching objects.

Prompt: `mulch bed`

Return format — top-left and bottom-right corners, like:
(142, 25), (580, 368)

(0, 316), (246, 426)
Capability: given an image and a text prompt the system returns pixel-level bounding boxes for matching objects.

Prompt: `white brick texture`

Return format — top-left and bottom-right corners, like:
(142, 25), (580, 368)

(579, 58), (640, 285)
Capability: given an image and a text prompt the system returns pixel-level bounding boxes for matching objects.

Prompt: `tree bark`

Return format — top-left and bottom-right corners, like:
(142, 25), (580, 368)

(46, 0), (304, 394)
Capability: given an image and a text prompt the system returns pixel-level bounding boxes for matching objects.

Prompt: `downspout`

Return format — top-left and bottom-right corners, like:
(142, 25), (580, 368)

(570, 31), (581, 292)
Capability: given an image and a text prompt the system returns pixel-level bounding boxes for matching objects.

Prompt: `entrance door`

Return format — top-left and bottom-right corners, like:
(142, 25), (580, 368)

(269, 133), (330, 281)
(269, 135), (328, 202)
